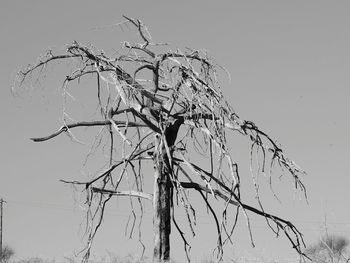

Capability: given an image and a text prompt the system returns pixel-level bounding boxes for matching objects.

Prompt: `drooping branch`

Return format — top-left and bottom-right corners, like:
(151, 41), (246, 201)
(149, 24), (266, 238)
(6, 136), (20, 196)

(176, 160), (307, 256)
(30, 120), (146, 142)
(60, 141), (154, 189)
(180, 182), (239, 206)
(91, 187), (152, 201)
(17, 52), (81, 86)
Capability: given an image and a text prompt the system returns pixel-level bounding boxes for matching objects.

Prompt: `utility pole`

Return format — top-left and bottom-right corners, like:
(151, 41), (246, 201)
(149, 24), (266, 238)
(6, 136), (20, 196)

(0, 198), (5, 259)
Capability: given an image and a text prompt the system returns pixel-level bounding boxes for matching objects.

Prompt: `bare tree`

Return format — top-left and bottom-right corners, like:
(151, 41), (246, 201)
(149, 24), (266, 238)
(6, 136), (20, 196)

(15, 17), (307, 262)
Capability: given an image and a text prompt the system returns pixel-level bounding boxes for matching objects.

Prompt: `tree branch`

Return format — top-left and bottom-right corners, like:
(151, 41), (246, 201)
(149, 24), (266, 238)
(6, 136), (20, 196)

(176, 160), (307, 256)
(31, 120), (146, 142)
(92, 187), (152, 201)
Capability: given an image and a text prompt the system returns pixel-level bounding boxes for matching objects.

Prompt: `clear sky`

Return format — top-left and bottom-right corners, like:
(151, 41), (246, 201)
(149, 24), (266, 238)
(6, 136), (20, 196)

(1, 1), (350, 262)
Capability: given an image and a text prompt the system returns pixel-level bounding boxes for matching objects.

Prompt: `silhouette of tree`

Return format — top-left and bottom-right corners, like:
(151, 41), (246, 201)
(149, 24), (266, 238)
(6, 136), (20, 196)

(15, 17), (307, 262)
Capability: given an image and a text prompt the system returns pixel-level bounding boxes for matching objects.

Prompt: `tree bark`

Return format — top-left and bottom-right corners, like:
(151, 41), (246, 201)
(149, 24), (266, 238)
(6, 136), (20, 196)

(153, 134), (172, 262)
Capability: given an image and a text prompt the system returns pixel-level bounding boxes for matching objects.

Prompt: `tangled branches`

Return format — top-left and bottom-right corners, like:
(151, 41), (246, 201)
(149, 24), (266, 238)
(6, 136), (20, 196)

(16, 16), (307, 262)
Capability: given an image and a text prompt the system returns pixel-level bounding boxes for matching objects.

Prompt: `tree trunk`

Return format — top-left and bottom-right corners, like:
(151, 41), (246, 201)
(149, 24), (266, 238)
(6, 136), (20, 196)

(153, 126), (178, 262)
(153, 135), (172, 262)
(152, 120), (182, 262)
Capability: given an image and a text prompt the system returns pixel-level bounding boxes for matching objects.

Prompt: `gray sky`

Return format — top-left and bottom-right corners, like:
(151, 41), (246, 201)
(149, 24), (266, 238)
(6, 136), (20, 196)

(1, 1), (350, 262)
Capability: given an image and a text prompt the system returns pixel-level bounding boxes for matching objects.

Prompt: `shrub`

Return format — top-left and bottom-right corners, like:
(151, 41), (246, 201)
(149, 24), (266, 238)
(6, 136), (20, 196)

(0, 245), (15, 263)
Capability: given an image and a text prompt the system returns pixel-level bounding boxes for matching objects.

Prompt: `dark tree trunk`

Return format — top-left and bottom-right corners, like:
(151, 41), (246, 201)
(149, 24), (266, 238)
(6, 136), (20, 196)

(152, 120), (181, 262)
(153, 139), (172, 262)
